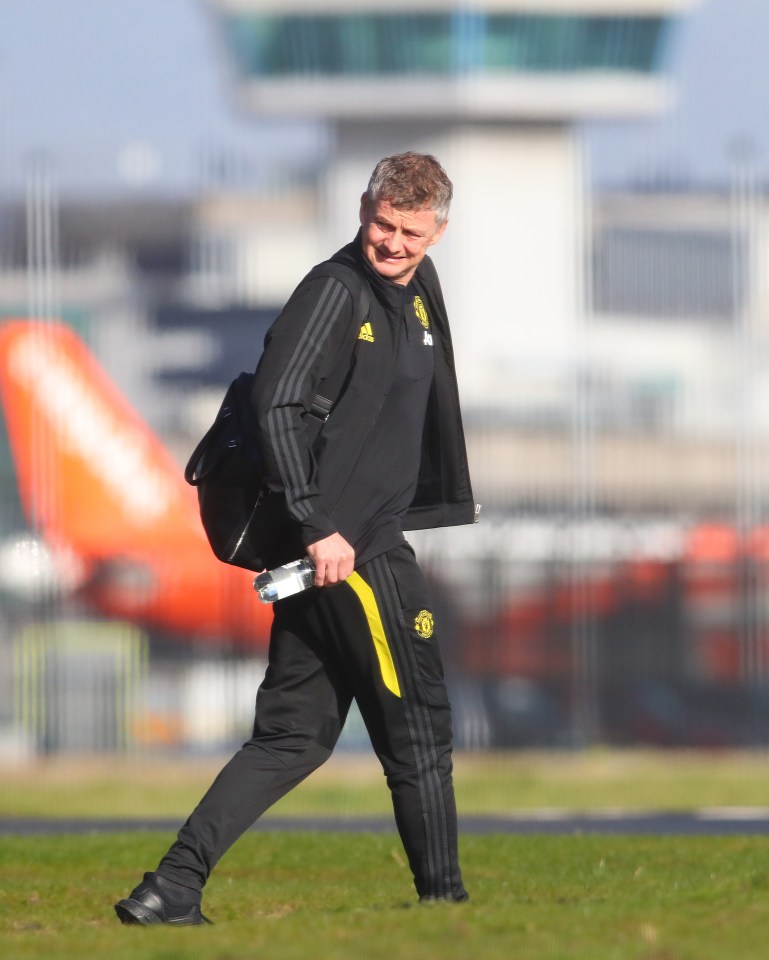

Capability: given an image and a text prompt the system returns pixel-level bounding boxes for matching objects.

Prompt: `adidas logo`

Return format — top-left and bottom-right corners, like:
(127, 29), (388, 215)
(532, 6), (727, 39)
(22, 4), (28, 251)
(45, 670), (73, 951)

(358, 321), (374, 343)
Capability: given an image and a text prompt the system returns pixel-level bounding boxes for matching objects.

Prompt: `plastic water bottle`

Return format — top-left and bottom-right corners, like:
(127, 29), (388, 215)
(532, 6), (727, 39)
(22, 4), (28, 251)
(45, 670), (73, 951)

(254, 558), (316, 603)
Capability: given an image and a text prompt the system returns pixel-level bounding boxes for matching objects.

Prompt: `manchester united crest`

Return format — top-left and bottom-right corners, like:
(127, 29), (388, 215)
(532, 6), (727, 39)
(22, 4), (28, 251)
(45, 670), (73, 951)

(413, 296), (429, 329)
(414, 609), (434, 639)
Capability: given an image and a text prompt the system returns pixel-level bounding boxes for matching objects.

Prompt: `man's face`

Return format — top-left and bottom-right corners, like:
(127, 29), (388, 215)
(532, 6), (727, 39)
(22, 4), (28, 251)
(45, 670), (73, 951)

(359, 196), (447, 286)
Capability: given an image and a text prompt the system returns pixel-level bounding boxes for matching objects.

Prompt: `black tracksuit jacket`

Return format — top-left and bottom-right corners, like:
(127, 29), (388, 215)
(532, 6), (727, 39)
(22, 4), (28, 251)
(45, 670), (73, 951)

(250, 232), (477, 566)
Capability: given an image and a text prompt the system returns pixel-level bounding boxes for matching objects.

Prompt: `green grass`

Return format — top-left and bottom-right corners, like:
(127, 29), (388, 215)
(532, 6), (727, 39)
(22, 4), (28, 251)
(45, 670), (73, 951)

(4, 751), (769, 957)
(3, 749), (769, 819)
(2, 831), (769, 959)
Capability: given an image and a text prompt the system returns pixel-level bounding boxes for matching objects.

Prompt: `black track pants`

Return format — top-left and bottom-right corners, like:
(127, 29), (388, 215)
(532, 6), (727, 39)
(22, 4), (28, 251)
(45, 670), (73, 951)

(157, 543), (468, 901)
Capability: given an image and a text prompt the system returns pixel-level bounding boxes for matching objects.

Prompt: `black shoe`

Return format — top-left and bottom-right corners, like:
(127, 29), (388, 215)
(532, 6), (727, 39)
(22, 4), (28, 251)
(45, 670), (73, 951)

(419, 892), (470, 904)
(114, 872), (212, 926)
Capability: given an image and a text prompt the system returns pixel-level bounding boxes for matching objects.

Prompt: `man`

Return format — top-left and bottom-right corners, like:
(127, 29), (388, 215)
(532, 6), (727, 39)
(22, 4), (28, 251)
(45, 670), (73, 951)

(115, 152), (477, 925)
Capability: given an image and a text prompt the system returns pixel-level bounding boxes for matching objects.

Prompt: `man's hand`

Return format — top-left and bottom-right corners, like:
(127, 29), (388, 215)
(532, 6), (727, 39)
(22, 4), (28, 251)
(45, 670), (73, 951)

(307, 533), (355, 587)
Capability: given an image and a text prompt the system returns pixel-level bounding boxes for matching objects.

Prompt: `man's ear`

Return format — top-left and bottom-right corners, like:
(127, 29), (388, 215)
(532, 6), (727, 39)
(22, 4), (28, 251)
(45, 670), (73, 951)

(428, 219), (448, 247)
(359, 194), (368, 226)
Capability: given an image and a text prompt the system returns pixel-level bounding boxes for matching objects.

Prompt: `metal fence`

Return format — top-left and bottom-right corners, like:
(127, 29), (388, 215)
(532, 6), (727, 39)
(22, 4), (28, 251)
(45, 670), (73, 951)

(2, 151), (769, 756)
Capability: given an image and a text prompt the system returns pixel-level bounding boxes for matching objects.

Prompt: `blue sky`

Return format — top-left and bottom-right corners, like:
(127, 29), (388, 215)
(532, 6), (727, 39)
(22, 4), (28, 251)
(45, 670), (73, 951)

(0, 0), (764, 193)
(587, 0), (769, 186)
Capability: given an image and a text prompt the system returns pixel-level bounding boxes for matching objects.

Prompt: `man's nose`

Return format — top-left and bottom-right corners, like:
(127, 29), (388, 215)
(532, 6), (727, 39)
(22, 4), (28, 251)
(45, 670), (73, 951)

(382, 229), (403, 252)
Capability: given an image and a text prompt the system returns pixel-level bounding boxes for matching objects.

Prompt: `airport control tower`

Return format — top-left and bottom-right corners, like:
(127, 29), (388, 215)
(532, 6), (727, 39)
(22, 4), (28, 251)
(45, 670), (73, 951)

(206, 0), (699, 413)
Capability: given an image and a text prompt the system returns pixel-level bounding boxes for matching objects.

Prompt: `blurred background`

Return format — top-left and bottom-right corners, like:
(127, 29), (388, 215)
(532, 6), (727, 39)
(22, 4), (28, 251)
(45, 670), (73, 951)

(1, 0), (769, 760)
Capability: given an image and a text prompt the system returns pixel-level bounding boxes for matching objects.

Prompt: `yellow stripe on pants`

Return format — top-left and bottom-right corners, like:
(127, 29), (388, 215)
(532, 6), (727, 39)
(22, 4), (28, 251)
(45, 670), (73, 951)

(346, 571), (401, 698)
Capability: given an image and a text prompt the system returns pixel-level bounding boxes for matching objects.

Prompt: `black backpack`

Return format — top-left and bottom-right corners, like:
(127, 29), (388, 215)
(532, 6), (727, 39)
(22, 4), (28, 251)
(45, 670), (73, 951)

(184, 263), (369, 572)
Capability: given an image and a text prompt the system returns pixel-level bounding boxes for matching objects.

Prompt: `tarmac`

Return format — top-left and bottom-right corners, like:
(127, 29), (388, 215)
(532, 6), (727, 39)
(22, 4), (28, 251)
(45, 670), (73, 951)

(5, 810), (769, 835)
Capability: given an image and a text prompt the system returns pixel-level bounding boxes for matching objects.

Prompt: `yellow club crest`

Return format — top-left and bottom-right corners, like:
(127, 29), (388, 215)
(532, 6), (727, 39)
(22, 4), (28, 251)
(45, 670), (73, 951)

(413, 296), (429, 329)
(414, 609), (434, 639)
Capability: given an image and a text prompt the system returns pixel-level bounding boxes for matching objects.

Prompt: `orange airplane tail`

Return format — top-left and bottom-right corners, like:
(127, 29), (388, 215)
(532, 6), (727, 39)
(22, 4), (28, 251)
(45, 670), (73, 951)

(0, 319), (272, 648)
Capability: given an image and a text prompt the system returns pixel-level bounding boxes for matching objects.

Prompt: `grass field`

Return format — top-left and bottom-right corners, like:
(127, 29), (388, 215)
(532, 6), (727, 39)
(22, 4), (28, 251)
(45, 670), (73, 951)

(3, 750), (769, 958)
(3, 748), (769, 819)
(3, 832), (769, 959)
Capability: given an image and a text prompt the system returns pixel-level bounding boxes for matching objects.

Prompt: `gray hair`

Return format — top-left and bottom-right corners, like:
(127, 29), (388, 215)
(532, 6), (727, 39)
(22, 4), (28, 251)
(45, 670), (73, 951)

(364, 152), (453, 226)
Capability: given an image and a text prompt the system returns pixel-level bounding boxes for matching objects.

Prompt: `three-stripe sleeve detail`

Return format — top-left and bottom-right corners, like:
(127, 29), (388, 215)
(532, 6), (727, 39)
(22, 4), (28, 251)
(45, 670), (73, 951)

(267, 277), (349, 522)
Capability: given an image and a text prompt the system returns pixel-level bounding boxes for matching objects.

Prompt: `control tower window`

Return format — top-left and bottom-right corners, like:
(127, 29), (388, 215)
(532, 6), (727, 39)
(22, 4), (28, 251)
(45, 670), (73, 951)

(225, 13), (670, 78)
